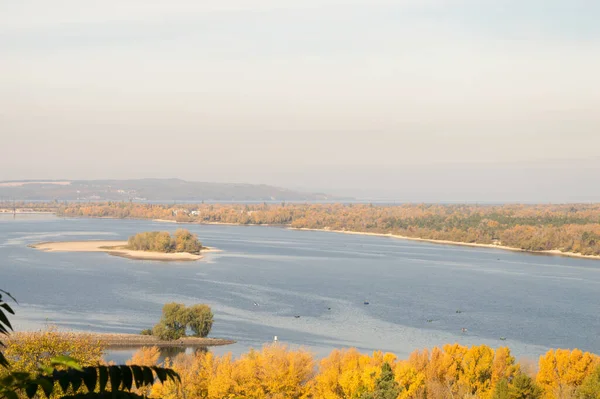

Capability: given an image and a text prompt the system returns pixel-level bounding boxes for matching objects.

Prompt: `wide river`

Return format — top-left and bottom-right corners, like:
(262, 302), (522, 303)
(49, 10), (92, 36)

(2, 214), (599, 362)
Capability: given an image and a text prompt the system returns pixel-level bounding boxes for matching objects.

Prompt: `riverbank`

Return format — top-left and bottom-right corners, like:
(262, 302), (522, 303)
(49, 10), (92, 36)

(29, 241), (218, 261)
(9, 332), (235, 349)
(41, 212), (600, 261)
(290, 228), (600, 261)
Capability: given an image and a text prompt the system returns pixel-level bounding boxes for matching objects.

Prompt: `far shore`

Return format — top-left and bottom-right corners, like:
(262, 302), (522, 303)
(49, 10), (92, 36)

(36, 212), (600, 261)
(290, 228), (600, 261)
(29, 240), (219, 261)
(0, 209), (55, 214)
(9, 332), (235, 349)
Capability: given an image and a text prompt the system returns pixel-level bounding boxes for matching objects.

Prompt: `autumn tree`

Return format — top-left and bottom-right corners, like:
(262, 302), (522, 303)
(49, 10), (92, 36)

(537, 349), (599, 399)
(576, 365), (600, 399)
(361, 362), (401, 399)
(127, 229), (202, 254)
(509, 373), (542, 399)
(173, 229), (202, 254)
(493, 378), (510, 399)
(2, 328), (105, 374)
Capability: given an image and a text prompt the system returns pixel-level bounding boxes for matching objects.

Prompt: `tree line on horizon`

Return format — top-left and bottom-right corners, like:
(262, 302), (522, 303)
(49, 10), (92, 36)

(4, 328), (600, 399)
(56, 202), (600, 256)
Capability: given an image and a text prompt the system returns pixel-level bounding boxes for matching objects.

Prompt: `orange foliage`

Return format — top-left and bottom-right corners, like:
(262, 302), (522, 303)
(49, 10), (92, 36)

(58, 202), (600, 256)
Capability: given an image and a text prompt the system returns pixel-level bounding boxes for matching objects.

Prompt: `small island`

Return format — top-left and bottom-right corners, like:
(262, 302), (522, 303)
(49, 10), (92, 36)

(30, 229), (214, 261)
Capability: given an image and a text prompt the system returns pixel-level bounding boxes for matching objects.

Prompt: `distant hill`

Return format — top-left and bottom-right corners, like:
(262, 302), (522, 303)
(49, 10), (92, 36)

(0, 179), (334, 201)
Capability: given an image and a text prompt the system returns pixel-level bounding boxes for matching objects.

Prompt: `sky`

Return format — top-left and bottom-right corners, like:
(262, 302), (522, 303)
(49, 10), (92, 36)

(0, 0), (599, 201)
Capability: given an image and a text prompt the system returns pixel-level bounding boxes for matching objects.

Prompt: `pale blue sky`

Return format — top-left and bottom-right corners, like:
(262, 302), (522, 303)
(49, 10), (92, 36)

(1, 0), (599, 200)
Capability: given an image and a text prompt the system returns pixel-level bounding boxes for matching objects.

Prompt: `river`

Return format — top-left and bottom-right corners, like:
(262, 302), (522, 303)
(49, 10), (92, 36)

(1, 213), (599, 363)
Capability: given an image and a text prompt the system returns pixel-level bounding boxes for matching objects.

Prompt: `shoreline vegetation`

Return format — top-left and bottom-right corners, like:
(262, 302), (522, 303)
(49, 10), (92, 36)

(30, 228), (218, 261)
(47, 202), (600, 261)
(7, 332), (235, 349)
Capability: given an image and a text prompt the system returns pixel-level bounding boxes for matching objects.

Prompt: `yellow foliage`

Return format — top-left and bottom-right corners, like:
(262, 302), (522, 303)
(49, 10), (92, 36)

(3, 327), (105, 374)
(127, 346), (161, 367)
(138, 343), (599, 399)
(491, 346), (519, 385)
(396, 361), (426, 399)
(312, 348), (394, 399)
(537, 349), (599, 399)
(152, 345), (314, 399)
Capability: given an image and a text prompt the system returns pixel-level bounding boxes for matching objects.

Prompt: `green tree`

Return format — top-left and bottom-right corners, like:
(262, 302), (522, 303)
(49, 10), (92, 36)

(492, 378), (510, 399)
(576, 365), (600, 399)
(185, 305), (214, 338)
(151, 303), (213, 340)
(508, 373), (542, 399)
(360, 362), (401, 399)
(152, 303), (187, 340)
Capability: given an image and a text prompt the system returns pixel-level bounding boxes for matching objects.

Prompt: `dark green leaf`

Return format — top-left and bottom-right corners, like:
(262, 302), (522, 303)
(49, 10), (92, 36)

(3, 390), (18, 399)
(40, 376), (54, 397)
(0, 303), (14, 315)
(0, 289), (17, 303)
(0, 324), (10, 335)
(109, 366), (122, 392)
(141, 367), (154, 386)
(25, 382), (39, 398)
(70, 370), (83, 392)
(58, 372), (71, 393)
(119, 366), (133, 391)
(166, 369), (181, 383)
(98, 366), (108, 392)
(0, 353), (9, 368)
(131, 366), (144, 388)
(82, 367), (97, 392)
(152, 366), (167, 383)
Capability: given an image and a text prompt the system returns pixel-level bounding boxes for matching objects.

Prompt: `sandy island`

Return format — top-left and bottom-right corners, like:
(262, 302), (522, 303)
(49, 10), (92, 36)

(30, 241), (219, 261)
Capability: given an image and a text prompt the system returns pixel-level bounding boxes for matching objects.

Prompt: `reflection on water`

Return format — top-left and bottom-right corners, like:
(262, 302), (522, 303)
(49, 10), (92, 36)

(107, 346), (208, 364)
(2, 214), (600, 359)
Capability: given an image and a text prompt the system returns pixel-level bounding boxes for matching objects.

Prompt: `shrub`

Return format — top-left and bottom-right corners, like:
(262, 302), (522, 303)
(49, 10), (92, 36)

(3, 327), (105, 374)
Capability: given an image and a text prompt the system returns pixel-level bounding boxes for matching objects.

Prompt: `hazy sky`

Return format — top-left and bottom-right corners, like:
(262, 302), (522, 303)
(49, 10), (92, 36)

(1, 0), (599, 201)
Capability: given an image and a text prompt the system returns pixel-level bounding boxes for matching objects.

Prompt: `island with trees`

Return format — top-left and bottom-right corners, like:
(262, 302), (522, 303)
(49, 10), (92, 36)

(30, 229), (213, 261)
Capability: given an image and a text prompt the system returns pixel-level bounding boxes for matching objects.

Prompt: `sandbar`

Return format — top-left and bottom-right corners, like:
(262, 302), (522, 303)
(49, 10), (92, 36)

(29, 240), (218, 261)
(290, 228), (600, 260)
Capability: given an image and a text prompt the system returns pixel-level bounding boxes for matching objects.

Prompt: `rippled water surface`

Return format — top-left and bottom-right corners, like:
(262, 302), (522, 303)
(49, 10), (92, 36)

(2, 214), (600, 360)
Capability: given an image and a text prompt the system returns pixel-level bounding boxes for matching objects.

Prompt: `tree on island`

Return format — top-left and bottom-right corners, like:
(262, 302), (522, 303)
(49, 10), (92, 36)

(151, 303), (214, 341)
(127, 229), (202, 254)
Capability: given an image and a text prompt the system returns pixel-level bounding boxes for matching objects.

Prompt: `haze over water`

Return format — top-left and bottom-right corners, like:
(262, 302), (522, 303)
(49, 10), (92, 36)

(2, 214), (599, 361)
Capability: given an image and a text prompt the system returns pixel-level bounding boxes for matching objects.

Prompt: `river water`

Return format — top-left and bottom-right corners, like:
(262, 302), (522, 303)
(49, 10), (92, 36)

(1, 214), (599, 362)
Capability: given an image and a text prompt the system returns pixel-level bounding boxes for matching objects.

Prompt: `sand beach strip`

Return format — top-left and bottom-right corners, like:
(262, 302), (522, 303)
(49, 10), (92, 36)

(29, 240), (214, 261)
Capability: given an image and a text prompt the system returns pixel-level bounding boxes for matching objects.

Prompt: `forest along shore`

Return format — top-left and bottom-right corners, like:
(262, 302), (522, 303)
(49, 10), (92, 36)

(14, 201), (600, 261)
(8, 332), (235, 349)
(29, 241), (218, 261)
